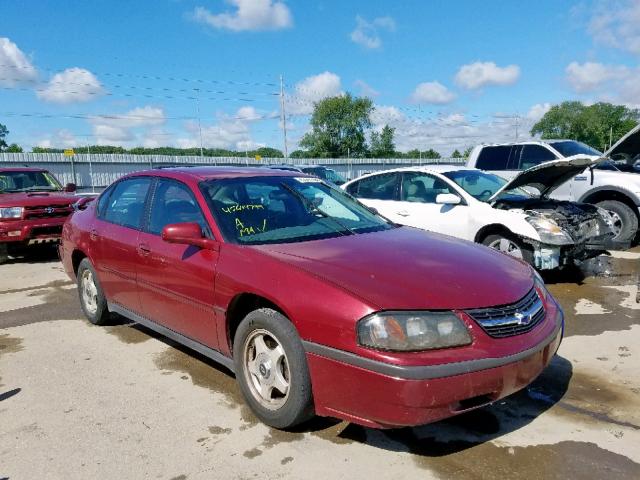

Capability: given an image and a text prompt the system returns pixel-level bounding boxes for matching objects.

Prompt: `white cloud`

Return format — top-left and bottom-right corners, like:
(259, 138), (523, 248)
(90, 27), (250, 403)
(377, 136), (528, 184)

(37, 68), (104, 104)
(369, 103), (546, 155)
(0, 37), (38, 86)
(588, 0), (640, 55)
(34, 129), (78, 149)
(410, 81), (456, 105)
(526, 103), (551, 121)
(354, 79), (380, 97)
(287, 71), (342, 115)
(350, 15), (396, 49)
(564, 61), (640, 107)
(89, 106), (166, 145)
(177, 106), (262, 150)
(454, 61), (520, 90)
(191, 0), (292, 32)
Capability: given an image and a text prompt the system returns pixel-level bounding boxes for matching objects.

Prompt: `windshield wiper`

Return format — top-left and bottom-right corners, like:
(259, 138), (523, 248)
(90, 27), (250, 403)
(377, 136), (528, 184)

(279, 182), (355, 236)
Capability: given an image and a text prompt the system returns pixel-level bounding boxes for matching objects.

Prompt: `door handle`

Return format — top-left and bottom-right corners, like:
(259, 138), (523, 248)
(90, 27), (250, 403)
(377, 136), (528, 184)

(89, 229), (99, 241)
(396, 211), (410, 217)
(137, 243), (151, 256)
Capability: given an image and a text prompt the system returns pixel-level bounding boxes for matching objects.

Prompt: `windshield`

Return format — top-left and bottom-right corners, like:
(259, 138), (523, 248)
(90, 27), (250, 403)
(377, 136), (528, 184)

(302, 167), (347, 185)
(200, 175), (394, 245)
(549, 141), (601, 157)
(0, 170), (62, 193)
(443, 170), (532, 202)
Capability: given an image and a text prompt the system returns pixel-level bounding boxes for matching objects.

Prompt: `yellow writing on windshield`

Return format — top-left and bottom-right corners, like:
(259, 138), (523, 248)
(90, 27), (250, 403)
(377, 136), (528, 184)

(222, 204), (264, 214)
(235, 217), (267, 237)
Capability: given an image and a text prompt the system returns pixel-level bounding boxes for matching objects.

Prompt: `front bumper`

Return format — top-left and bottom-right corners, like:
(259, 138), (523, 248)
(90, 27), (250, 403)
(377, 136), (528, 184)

(304, 309), (563, 429)
(522, 233), (616, 270)
(0, 217), (66, 245)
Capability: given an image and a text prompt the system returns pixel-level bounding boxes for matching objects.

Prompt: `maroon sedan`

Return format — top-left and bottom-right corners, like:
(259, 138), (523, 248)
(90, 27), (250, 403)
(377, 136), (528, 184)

(60, 167), (564, 429)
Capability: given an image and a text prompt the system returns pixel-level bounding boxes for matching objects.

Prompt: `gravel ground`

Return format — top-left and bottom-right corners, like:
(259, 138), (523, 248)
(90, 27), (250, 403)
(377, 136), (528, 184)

(1, 247), (639, 480)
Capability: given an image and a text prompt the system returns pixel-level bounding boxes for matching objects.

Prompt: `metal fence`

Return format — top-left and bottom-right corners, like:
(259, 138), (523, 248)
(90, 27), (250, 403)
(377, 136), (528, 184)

(0, 153), (466, 191)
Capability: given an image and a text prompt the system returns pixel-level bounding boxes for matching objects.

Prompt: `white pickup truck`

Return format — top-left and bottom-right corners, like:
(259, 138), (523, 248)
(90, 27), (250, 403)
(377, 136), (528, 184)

(466, 125), (640, 243)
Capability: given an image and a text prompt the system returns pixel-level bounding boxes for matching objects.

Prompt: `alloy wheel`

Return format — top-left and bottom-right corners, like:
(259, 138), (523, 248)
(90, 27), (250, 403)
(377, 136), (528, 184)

(81, 269), (99, 316)
(488, 237), (524, 259)
(242, 329), (291, 410)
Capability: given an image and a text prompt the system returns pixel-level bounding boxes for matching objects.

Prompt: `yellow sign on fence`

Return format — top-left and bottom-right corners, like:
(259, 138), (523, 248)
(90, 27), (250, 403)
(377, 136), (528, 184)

(255, 155), (262, 161)
(63, 149), (75, 157)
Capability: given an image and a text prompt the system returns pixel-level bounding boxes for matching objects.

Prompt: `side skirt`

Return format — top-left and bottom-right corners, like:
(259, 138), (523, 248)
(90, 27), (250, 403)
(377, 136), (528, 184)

(108, 302), (235, 373)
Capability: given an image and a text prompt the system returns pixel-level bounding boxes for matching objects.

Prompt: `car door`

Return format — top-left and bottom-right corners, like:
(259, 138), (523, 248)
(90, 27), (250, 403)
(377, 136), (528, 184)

(136, 178), (220, 348)
(393, 172), (473, 240)
(91, 176), (152, 315)
(344, 172), (401, 220)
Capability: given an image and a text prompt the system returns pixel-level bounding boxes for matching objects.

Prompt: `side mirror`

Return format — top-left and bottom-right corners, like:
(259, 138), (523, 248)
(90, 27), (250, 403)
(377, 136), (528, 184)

(161, 223), (218, 251)
(435, 193), (461, 205)
(73, 196), (95, 211)
(64, 183), (77, 193)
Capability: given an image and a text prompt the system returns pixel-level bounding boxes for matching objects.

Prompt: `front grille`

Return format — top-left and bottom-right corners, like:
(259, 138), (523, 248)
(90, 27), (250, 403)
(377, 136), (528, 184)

(31, 226), (63, 237)
(465, 288), (545, 338)
(24, 204), (73, 220)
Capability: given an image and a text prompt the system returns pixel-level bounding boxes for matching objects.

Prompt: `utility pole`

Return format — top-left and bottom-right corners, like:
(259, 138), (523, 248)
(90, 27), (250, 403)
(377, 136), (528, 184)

(195, 88), (205, 161)
(514, 114), (520, 141)
(279, 74), (289, 159)
(609, 126), (613, 150)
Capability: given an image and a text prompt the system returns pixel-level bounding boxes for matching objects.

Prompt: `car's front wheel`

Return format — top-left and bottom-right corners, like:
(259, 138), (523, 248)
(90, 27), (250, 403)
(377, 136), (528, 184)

(77, 258), (109, 325)
(481, 233), (532, 263)
(233, 308), (314, 429)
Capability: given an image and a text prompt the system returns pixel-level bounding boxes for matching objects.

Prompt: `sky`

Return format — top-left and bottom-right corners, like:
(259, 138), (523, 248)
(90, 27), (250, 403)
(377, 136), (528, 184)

(1, 0), (639, 155)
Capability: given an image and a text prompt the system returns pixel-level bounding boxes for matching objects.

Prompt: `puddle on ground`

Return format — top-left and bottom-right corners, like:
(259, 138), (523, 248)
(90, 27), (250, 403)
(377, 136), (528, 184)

(404, 439), (640, 479)
(104, 324), (152, 344)
(0, 333), (23, 387)
(0, 286), (82, 328)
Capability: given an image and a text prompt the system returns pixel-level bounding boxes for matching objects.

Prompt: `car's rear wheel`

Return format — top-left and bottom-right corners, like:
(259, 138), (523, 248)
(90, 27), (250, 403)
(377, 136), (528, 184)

(0, 243), (8, 265)
(595, 200), (638, 244)
(482, 233), (531, 263)
(77, 258), (109, 325)
(233, 308), (314, 429)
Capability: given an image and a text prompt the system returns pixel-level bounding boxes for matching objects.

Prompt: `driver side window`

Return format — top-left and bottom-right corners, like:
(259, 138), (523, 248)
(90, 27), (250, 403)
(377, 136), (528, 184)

(148, 180), (208, 236)
(400, 173), (455, 203)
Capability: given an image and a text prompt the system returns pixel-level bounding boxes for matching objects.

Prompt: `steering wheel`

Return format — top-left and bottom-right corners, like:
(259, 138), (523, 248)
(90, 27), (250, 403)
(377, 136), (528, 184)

(478, 189), (493, 198)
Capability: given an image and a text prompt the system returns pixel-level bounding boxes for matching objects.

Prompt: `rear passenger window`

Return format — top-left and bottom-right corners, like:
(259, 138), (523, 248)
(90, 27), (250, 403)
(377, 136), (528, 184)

(103, 178), (151, 230)
(400, 173), (455, 203)
(348, 173), (399, 200)
(148, 180), (208, 235)
(476, 146), (513, 170)
(519, 145), (557, 169)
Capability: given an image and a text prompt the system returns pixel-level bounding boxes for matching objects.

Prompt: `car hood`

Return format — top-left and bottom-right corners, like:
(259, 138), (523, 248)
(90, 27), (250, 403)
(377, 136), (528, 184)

(488, 155), (600, 201)
(256, 227), (534, 310)
(607, 123), (640, 164)
(0, 191), (77, 208)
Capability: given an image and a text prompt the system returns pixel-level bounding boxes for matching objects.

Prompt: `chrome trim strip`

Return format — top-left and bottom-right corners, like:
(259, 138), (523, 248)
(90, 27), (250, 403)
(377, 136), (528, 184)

(303, 314), (562, 381)
(108, 302), (235, 372)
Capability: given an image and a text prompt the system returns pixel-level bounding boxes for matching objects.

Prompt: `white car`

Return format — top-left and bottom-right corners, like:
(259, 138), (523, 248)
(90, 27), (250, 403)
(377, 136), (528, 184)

(342, 158), (616, 270)
(466, 124), (640, 243)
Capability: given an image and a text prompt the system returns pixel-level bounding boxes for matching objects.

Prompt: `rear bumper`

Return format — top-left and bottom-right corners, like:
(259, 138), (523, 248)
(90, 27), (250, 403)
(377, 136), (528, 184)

(0, 218), (66, 244)
(305, 310), (563, 429)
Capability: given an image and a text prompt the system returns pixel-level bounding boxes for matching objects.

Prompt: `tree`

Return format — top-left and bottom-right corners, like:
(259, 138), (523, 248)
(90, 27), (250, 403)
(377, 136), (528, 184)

(531, 101), (639, 151)
(6, 144), (22, 153)
(299, 94), (373, 158)
(370, 125), (396, 157)
(451, 149), (462, 158)
(0, 123), (8, 151)
(423, 149), (441, 159)
(462, 146), (473, 158)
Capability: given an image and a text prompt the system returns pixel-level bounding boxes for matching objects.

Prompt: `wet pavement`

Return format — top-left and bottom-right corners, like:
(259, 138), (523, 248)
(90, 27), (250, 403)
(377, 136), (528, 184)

(0, 247), (639, 479)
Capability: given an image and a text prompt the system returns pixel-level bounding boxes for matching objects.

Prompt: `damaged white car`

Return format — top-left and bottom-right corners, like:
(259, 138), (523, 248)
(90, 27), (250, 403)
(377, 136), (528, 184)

(343, 158), (618, 270)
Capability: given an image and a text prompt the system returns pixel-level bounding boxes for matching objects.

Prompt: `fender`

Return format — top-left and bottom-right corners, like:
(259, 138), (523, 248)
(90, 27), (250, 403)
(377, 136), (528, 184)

(578, 185), (640, 208)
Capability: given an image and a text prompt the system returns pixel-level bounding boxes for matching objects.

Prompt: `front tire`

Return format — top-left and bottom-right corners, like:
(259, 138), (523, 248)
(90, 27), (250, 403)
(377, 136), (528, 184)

(0, 243), (8, 265)
(233, 308), (314, 429)
(77, 258), (109, 325)
(481, 233), (532, 264)
(596, 200), (638, 244)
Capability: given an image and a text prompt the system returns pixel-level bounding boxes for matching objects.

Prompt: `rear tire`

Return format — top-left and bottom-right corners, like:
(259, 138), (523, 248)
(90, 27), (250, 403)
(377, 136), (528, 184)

(77, 258), (109, 325)
(0, 243), (8, 265)
(595, 200), (638, 244)
(233, 308), (314, 429)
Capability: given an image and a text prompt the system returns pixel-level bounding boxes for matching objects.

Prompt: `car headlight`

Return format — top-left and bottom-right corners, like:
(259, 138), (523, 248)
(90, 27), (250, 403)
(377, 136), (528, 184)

(532, 269), (550, 303)
(525, 215), (573, 245)
(357, 311), (472, 351)
(0, 207), (23, 219)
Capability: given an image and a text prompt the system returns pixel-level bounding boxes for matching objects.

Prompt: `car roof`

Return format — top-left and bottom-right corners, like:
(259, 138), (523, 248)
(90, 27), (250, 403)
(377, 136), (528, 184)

(128, 166), (305, 182)
(351, 165), (478, 177)
(0, 167), (48, 172)
(477, 140), (577, 147)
